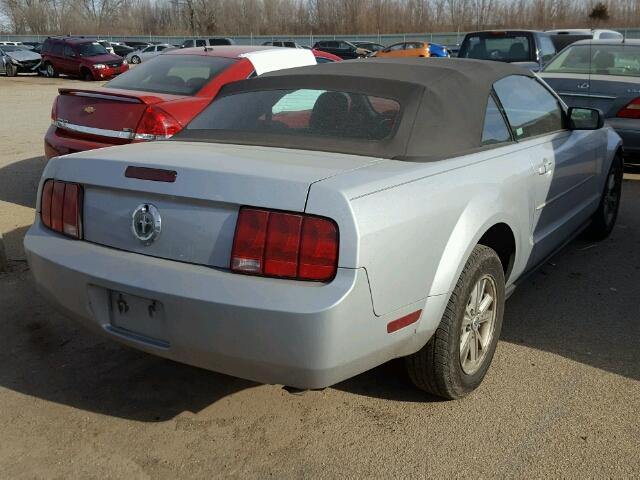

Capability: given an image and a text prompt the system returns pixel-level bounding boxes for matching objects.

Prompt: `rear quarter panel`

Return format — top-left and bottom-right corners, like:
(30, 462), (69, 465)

(306, 144), (539, 319)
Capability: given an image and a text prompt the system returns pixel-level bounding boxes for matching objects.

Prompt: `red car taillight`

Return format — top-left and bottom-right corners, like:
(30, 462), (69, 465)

(617, 98), (640, 119)
(50, 97), (58, 123)
(231, 207), (339, 282)
(40, 179), (82, 239)
(134, 106), (182, 141)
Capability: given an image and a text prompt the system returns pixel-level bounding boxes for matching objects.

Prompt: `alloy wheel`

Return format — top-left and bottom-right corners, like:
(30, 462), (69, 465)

(460, 275), (498, 375)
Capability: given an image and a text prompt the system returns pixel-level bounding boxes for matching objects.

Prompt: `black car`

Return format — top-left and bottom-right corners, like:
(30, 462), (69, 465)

(312, 40), (367, 59)
(123, 41), (151, 49)
(21, 41), (42, 50)
(111, 44), (134, 57)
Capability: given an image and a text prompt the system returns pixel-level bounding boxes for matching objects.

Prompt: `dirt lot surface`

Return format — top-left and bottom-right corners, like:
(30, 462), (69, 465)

(1, 76), (639, 479)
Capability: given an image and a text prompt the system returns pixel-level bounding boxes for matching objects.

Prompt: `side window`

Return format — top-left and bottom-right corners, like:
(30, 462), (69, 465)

(482, 95), (512, 146)
(387, 43), (404, 52)
(51, 43), (63, 56)
(493, 75), (564, 139)
(195, 40), (206, 47)
(63, 45), (76, 57)
(42, 41), (51, 53)
(599, 32), (621, 40)
(142, 46), (154, 53)
(157, 45), (167, 51)
(183, 40), (194, 48)
(538, 35), (556, 63)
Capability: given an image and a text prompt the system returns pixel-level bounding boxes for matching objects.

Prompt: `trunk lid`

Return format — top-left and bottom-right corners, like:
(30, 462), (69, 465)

(585, 74), (640, 116)
(541, 72), (640, 115)
(55, 88), (186, 143)
(50, 141), (380, 268)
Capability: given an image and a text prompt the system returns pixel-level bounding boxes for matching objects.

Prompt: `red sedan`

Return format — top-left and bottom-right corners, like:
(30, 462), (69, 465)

(45, 46), (341, 159)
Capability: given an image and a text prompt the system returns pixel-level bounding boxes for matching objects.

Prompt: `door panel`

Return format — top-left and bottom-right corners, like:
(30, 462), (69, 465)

(528, 131), (600, 264)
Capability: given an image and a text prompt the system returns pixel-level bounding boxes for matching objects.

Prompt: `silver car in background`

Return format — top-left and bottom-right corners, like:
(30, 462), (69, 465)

(0, 45), (41, 76)
(126, 44), (174, 64)
(25, 59), (622, 400)
(540, 39), (640, 164)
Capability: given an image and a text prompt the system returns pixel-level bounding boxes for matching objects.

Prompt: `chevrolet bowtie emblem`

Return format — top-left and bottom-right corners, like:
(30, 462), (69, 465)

(83, 106), (96, 114)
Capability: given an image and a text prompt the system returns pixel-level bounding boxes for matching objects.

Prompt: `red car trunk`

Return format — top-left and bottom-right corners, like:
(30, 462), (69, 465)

(54, 88), (187, 143)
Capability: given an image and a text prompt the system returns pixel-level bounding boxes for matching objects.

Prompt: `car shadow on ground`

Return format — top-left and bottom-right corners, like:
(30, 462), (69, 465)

(0, 156), (46, 209)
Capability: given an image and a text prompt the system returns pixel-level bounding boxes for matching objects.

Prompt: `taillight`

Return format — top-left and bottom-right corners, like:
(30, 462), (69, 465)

(50, 97), (58, 123)
(231, 207), (339, 282)
(134, 106), (182, 141)
(617, 98), (640, 119)
(40, 179), (82, 239)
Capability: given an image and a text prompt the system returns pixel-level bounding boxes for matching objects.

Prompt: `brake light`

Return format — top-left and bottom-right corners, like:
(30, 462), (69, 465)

(134, 106), (182, 141)
(231, 207), (338, 281)
(40, 179), (82, 239)
(617, 98), (640, 119)
(50, 97), (58, 123)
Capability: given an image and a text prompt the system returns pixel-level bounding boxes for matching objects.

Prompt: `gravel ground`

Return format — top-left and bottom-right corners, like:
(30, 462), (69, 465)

(0, 76), (639, 479)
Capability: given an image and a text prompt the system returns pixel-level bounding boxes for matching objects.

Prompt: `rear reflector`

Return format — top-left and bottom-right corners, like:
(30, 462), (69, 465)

(125, 166), (177, 183)
(40, 179), (82, 239)
(387, 310), (422, 333)
(617, 98), (640, 119)
(231, 207), (339, 282)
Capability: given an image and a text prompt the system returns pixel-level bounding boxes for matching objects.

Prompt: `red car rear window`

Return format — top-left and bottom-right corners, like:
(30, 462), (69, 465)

(107, 55), (236, 96)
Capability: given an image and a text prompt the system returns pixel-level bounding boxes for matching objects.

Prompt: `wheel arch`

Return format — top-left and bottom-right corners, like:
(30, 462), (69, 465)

(426, 208), (523, 301)
(477, 223), (516, 282)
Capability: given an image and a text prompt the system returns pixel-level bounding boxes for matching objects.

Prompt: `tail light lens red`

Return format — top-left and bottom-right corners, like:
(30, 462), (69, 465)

(134, 106), (182, 141)
(231, 207), (339, 282)
(50, 97), (58, 123)
(40, 179), (82, 239)
(617, 98), (640, 119)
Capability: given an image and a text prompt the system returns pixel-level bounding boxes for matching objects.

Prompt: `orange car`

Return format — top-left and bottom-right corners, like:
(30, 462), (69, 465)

(375, 41), (449, 58)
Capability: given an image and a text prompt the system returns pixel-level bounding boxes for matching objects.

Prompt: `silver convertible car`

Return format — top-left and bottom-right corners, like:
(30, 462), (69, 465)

(25, 59), (623, 399)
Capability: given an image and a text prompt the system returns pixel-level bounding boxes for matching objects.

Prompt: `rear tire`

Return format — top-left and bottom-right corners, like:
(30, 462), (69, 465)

(405, 245), (505, 399)
(44, 62), (58, 78)
(585, 154), (623, 240)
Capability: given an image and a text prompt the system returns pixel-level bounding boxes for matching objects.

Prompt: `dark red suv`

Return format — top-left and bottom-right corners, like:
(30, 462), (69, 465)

(41, 37), (129, 81)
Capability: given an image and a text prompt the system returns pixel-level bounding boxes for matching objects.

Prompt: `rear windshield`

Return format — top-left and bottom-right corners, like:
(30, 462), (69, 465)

(78, 42), (109, 57)
(544, 44), (640, 77)
(184, 88), (401, 141)
(460, 33), (532, 62)
(106, 55), (235, 95)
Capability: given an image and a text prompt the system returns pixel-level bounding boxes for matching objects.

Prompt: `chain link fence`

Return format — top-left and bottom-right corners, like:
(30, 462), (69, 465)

(3, 29), (640, 47)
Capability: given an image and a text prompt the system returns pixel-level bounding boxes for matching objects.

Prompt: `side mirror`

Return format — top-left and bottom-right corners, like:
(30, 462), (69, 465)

(568, 107), (604, 130)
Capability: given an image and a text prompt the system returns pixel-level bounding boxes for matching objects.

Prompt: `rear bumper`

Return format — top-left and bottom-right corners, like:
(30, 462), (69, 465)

(24, 222), (438, 388)
(44, 125), (122, 159)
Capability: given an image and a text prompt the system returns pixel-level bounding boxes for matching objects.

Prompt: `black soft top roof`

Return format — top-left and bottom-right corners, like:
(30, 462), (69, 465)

(179, 58), (535, 160)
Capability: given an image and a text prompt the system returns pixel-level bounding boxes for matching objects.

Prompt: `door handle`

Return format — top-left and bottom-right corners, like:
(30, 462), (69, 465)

(537, 159), (553, 175)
